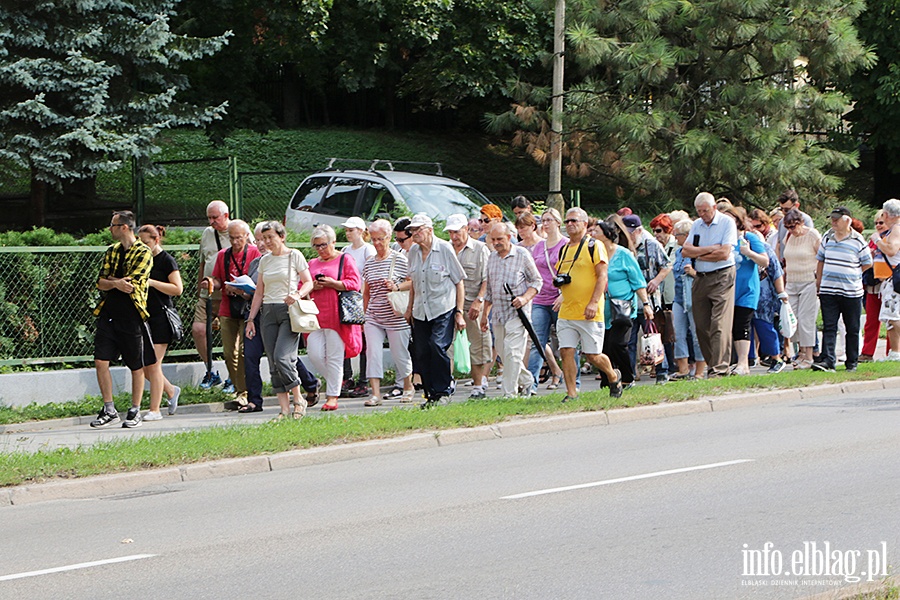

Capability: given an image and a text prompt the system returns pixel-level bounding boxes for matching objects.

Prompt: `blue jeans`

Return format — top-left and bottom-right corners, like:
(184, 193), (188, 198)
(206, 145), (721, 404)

(527, 304), (555, 392)
(819, 293), (862, 369)
(673, 302), (703, 361)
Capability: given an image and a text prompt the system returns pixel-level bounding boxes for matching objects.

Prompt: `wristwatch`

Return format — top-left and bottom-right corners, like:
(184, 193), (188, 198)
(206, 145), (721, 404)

(475, 296), (484, 302)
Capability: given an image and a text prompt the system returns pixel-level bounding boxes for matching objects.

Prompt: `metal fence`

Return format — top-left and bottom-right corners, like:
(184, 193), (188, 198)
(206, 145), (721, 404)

(237, 170), (311, 223)
(0, 243), (326, 366)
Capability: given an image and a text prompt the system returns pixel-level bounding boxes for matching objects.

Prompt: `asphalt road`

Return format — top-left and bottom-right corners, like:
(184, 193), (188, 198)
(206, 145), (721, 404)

(2, 387), (899, 599)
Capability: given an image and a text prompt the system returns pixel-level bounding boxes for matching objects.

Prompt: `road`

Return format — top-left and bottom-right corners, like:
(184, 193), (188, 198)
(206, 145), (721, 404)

(1, 387), (899, 599)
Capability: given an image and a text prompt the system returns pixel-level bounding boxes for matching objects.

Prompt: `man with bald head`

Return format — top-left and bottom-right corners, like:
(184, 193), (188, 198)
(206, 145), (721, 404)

(681, 192), (738, 377)
(194, 200), (231, 389)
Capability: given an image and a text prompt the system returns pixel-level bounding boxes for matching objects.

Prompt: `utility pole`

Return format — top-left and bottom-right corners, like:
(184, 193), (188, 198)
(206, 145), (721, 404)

(547, 0), (565, 215)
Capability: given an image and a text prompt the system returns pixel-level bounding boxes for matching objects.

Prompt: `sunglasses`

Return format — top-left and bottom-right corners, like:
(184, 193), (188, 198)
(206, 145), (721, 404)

(564, 219), (581, 224)
(785, 223), (800, 229)
(479, 218), (492, 223)
(653, 228), (665, 233)
(752, 223), (765, 229)
(876, 221), (885, 225)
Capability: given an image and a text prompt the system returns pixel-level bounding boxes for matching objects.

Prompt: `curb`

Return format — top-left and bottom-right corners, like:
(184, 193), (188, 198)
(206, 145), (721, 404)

(3, 377), (898, 507)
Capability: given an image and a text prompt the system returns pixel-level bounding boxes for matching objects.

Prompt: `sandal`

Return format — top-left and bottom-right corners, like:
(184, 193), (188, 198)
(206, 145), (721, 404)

(237, 403), (262, 413)
(305, 382), (320, 408)
(538, 365), (550, 384)
(547, 375), (560, 390)
(271, 412), (287, 422)
(292, 400), (306, 420)
(364, 396), (383, 407)
(382, 386), (403, 399)
(321, 401), (338, 411)
(399, 391), (415, 403)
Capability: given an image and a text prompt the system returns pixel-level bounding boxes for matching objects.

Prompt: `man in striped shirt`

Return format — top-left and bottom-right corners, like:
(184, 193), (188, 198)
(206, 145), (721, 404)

(814, 207), (873, 372)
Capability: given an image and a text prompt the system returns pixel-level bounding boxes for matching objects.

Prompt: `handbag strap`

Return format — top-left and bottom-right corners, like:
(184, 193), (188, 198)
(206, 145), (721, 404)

(388, 252), (396, 280)
(337, 253), (345, 281)
(542, 241), (555, 276)
(643, 318), (659, 335)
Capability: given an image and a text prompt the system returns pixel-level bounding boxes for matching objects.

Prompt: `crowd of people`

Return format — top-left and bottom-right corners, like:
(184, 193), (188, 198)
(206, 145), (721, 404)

(88, 192), (900, 427)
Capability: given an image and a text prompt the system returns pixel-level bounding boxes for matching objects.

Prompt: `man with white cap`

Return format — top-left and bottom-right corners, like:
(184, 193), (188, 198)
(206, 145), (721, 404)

(405, 213), (466, 408)
(445, 213), (492, 398)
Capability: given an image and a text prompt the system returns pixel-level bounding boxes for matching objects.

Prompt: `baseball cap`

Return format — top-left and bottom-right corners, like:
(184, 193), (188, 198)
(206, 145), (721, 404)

(409, 214), (433, 229)
(622, 214), (642, 229)
(443, 214), (468, 232)
(340, 216), (367, 229)
(830, 206), (851, 219)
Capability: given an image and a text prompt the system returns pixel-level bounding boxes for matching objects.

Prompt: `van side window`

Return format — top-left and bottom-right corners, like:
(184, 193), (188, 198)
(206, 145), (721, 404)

(358, 182), (393, 219)
(289, 177), (330, 211)
(319, 178), (364, 216)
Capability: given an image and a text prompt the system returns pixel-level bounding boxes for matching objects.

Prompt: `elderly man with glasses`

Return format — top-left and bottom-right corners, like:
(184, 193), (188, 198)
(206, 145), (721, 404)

(404, 214), (467, 408)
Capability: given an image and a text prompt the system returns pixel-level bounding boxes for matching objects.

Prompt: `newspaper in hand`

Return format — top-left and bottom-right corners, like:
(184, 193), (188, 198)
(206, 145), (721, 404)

(225, 275), (256, 295)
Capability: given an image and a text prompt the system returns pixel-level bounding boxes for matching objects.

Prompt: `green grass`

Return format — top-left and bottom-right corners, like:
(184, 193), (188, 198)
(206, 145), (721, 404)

(0, 363), (898, 488)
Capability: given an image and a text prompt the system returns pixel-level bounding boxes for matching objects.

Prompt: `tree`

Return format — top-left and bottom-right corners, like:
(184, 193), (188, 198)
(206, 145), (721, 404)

(842, 0), (900, 203)
(0, 0), (230, 225)
(489, 0), (873, 209)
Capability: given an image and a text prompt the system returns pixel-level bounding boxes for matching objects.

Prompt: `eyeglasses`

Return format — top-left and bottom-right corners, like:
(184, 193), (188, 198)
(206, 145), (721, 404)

(752, 223), (765, 229)
(408, 227), (422, 234)
(479, 218), (492, 223)
(653, 228), (665, 233)
(312, 242), (329, 249)
(109, 223), (125, 229)
(785, 223), (800, 229)
(876, 221), (885, 225)
(395, 235), (410, 242)
(564, 219), (581, 224)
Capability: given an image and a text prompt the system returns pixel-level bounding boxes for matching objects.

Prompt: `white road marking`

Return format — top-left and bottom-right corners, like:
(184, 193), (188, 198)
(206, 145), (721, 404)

(502, 459), (755, 500)
(0, 554), (156, 582)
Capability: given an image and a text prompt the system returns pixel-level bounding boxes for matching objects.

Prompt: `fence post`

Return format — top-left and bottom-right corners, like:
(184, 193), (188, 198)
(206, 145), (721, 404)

(229, 156), (240, 219)
(132, 157), (145, 225)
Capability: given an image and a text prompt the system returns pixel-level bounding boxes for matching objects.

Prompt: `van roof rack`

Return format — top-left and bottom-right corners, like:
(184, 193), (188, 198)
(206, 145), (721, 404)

(325, 158), (443, 177)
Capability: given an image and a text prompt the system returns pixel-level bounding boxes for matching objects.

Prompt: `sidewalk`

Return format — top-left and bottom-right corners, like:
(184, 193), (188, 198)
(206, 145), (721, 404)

(1, 334), (889, 454)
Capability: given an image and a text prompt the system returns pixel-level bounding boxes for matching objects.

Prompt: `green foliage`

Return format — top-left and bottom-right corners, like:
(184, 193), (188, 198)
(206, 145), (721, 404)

(492, 0), (872, 211)
(0, 0), (229, 192)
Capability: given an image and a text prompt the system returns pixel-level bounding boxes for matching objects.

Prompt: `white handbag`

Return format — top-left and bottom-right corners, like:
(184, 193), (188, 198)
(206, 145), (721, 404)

(385, 253), (410, 316)
(289, 299), (320, 333)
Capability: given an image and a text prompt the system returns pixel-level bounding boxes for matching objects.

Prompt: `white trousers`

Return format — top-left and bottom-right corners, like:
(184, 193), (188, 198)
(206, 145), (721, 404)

(364, 323), (413, 380)
(494, 318), (533, 396)
(306, 329), (345, 397)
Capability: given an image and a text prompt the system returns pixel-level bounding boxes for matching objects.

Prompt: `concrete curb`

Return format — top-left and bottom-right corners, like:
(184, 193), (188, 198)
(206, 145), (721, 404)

(3, 377), (898, 507)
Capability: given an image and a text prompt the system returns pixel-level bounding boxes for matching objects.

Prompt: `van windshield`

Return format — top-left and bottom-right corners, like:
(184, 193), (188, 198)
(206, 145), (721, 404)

(396, 184), (486, 219)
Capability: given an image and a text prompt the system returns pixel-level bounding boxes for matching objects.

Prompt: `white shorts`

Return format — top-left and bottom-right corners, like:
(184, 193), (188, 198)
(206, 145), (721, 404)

(557, 318), (605, 354)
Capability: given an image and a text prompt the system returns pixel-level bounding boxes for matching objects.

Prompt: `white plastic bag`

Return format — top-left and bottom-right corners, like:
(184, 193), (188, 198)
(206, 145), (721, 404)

(779, 301), (797, 340)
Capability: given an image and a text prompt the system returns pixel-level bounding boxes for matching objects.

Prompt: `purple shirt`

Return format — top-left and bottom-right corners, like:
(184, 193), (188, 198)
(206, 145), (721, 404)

(532, 237), (568, 306)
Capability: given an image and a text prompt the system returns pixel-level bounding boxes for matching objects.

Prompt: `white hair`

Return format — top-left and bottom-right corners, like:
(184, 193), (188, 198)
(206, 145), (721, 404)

(883, 199), (900, 218)
(669, 210), (690, 224)
(227, 219), (251, 235)
(206, 200), (229, 215)
(368, 219), (392, 237)
(311, 224), (336, 243)
(565, 207), (588, 222)
(694, 192), (715, 208)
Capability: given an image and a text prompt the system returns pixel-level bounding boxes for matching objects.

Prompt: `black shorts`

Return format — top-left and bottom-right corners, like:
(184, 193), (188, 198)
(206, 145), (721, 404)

(94, 315), (158, 371)
(732, 306), (755, 342)
(148, 312), (173, 346)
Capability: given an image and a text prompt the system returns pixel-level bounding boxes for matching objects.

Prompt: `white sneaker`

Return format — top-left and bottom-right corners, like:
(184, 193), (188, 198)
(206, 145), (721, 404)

(878, 351), (900, 362)
(143, 411), (163, 421)
(481, 376), (489, 388)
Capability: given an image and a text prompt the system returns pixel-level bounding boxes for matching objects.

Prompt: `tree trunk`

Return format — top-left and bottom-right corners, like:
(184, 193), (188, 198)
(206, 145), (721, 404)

(30, 171), (47, 228)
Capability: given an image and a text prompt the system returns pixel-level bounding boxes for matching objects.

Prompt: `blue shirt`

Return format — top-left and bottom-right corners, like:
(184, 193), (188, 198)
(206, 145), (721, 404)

(734, 230), (766, 309)
(688, 211), (738, 272)
(604, 245), (647, 328)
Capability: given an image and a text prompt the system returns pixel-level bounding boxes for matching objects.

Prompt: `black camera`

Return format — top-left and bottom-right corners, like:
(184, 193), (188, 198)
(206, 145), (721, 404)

(552, 274), (571, 288)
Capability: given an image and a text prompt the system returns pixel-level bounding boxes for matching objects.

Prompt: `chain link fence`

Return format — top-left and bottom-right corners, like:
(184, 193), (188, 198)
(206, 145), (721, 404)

(237, 170), (310, 223)
(0, 245), (216, 366)
(0, 243), (324, 366)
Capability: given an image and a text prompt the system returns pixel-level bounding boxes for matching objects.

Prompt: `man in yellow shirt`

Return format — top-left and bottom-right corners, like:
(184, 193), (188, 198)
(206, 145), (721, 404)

(554, 207), (623, 400)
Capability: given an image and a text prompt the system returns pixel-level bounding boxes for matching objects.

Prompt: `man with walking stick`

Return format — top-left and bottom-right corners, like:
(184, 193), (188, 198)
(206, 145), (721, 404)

(480, 223), (543, 397)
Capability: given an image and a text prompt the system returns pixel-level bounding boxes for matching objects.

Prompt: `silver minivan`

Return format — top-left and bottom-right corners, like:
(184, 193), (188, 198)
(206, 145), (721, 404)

(284, 161), (489, 232)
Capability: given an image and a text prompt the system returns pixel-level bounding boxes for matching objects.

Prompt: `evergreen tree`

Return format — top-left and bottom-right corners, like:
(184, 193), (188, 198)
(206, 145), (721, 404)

(0, 0), (230, 224)
(489, 0), (873, 209)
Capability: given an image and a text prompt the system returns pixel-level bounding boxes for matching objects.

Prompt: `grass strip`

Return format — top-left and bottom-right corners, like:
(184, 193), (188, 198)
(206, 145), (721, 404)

(1, 364), (898, 488)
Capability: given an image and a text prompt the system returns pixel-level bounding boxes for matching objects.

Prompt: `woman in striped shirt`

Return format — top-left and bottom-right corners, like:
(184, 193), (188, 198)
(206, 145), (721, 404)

(361, 219), (415, 406)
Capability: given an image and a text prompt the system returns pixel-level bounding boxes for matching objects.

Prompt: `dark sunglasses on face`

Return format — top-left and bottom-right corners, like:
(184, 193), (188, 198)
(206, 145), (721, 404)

(653, 228), (665, 233)
(785, 222), (800, 229)
(564, 219), (581, 224)
(479, 218), (492, 223)
(876, 221), (885, 225)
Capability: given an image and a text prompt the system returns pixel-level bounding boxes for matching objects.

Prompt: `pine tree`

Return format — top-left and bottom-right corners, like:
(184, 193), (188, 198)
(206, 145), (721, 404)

(0, 0), (230, 224)
(489, 0), (874, 209)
